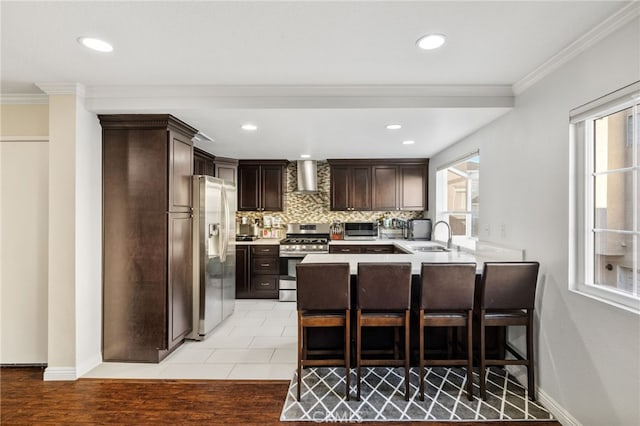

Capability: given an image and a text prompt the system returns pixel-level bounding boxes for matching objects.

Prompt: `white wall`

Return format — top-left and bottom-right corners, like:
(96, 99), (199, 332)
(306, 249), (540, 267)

(0, 139), (49, 363)
(74, 98), (102, 376)
(429, 18), (640, 426)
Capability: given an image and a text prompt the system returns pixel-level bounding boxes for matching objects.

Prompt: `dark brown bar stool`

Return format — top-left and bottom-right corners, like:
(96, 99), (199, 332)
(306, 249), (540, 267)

(419, 262), (477, 401)
(296, 262), (351, 401)
(356, 262), (412, 401)
(478, 261), (540, 401)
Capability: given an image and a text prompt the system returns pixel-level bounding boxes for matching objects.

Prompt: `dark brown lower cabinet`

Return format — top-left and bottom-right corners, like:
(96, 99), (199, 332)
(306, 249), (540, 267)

(235, 244), (279, 299)
(328, 244), (396, 254)
(235, 245), (251, 298)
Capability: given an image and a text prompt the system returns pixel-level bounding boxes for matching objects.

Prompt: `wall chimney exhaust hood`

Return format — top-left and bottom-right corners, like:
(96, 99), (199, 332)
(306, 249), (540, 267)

(296, 160), (319, 193)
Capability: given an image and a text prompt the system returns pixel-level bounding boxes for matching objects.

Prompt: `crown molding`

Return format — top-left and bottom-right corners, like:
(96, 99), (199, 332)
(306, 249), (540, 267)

(0, 93), (49, 104)
(35, 82), (86, 97)
(513, 2), (640, 95)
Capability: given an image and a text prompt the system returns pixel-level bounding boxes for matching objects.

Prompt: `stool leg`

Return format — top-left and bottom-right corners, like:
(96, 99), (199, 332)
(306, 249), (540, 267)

(419, 310), (425, 401)
(297, 311), (303, 401)
(345, 309), (351, 401)
(394, 327), (400, 359)
(356, 310), (362, 401)
(404, 310), (410, 401)
(466, 310), (473, 400)
(527, 310), (536, 401)
(447, 327), (453, 359)
(479, 310), (487, 400)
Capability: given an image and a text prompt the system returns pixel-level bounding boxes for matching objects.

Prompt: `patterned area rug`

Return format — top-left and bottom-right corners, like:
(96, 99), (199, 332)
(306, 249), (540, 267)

(280, 367), (554, 422)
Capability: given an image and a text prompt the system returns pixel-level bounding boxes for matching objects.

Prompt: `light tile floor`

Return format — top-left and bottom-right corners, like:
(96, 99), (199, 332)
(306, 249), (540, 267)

(83, 299), (297, 380)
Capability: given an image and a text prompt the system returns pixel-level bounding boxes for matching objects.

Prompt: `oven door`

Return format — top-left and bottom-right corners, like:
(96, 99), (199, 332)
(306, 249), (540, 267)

(279, 256), (304, 302)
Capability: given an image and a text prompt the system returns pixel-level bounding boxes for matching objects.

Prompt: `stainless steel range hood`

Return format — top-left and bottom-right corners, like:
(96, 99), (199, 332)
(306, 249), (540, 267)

(296, 160), (319, 193)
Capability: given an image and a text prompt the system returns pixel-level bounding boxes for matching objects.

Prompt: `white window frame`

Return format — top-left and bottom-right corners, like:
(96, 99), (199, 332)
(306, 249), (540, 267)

(569, 81), (640, 314)
(435, 151), (479, 250)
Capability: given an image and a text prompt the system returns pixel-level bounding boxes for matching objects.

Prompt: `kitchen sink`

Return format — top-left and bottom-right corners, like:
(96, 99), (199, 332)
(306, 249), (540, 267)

(411, 246), (450, 252)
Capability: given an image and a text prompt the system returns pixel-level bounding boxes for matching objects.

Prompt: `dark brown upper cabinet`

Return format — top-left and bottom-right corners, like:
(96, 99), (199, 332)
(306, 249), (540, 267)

(329, 158), (428, 212)
(237, 160), (287, 211)
(328, 161), (372, 211)
(99, 114), (197, 363)
(214, 157), (238, 184)
(372, 161), (428, 211)
(193, 147), (215, 176)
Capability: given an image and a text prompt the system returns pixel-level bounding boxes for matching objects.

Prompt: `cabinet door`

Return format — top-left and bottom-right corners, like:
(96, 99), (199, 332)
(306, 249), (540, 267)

(238, 164), (261, 210)
(194, 152), (207, 176)
(168, 213), (193, 350)
(329, 245), (363, 254)
(261, 165), (284, 211)
(399, 165), (426, 211)
(251, 275), (279, 298)
(216, 164), (236, 183)
(169, 132), (193, 212)
(235, 245), (250, 298)
(350, 166), (372, 211)
(372, 166), (398, 210)
(363, 245), (394, 254)
(330, 166), (350, 211)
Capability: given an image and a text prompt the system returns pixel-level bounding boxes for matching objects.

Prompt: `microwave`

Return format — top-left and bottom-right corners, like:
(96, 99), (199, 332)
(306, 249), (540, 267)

(344, 222), (378, 240)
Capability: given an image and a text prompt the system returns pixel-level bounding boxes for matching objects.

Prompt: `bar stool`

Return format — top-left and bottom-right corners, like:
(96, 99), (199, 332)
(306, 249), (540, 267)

(356, 262), (412, 401)
(419, 262), (477, 401)
(478, 261), (540, 401)
(296, 262), (351, 401)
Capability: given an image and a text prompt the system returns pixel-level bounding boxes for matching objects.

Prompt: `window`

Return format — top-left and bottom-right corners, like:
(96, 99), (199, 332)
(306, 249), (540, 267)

(570, 82), (640, 313)
(435, 153), (479, 250)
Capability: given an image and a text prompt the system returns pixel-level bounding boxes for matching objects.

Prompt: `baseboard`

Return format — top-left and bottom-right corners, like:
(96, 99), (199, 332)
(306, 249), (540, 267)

(505, 366), (581, 426)
(43, 366), (77, 381)
(538, 388), (582, 426)
(76, 354), (102, 378)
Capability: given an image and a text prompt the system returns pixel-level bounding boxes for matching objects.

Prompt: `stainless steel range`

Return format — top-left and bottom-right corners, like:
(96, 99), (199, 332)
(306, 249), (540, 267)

(278, 223), (331, 302)
(279, 223), (331, 257)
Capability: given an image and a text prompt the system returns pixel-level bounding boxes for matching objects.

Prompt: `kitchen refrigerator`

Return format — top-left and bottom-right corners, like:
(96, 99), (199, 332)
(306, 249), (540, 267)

(189, 176), (236, 340)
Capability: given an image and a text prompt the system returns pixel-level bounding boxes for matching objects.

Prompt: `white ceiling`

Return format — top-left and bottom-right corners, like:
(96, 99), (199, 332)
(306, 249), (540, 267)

(1, 1), (629, 159)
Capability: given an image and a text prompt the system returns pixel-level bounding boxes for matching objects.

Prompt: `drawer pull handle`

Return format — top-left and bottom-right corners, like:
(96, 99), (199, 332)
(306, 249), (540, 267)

(260, 263), (270, 267)
(260, 282), (270, 286)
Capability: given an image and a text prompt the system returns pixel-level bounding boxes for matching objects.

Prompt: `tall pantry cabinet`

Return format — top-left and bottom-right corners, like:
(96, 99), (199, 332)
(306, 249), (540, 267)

(100, 114), (197, 362)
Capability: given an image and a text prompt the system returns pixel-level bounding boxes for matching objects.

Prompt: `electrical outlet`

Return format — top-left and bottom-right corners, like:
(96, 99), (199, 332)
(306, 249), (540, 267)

(501, 223), (506, 239)
(482, 223), (490, 236)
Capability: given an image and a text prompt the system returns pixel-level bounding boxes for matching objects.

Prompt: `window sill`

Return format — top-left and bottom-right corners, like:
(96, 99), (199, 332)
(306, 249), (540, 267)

(569, 285), (640, 315)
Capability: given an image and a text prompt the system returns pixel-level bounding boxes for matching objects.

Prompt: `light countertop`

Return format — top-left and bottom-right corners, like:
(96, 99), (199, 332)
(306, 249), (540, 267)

(235, 238), (281, 246)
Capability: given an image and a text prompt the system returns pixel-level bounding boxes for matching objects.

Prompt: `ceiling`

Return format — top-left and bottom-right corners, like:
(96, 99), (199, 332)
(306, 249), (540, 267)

(1, 1), (629, 159)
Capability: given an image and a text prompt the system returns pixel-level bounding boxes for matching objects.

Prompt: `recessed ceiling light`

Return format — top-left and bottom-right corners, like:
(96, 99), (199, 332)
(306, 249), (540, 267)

(77, 37), (113, 53)
(402, 140), (415, 145)
(416, 34), (446, 50)
(386, 124), (402, 130)
(300, 154), (311, 159)
(241, 124), (258, 131)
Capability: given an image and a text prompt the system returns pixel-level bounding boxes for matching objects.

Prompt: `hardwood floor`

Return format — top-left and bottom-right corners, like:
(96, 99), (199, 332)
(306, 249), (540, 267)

(1, 367), (561, 425)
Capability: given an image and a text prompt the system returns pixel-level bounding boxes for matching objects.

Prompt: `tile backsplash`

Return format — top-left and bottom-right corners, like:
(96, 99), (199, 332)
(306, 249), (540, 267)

(236, 161), (424, 227)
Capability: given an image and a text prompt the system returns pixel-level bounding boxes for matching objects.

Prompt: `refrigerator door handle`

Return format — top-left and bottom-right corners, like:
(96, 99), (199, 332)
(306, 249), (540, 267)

(220, 188), (229, 262)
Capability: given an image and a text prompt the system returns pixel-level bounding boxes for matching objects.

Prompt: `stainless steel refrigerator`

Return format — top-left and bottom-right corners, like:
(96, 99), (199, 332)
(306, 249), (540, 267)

(189, 175), (236, 340)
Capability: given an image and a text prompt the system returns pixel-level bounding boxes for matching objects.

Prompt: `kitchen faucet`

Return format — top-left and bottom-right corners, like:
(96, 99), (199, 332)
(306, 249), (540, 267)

(433, 220), (453, 249)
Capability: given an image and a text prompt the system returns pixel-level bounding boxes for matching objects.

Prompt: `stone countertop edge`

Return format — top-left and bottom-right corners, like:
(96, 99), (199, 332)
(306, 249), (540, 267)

(234, 238), (282, 245)
(302, 252), (484, 274)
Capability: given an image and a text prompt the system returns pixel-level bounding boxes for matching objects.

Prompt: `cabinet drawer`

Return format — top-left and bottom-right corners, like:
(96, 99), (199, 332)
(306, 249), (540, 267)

(251, 275), (278, 291)
(251, 257), (279, 274)
(251, 245), (279, 256)
(364, 245), (394, 254)
(329, 245), (362, 254)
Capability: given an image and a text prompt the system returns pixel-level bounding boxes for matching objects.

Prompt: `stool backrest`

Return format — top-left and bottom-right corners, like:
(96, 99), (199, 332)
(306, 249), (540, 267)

(420, 263), (477, 310)
(296, 263), (351, 311)
(480, 262), (540, 310)
(357, 263), (412, 311)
